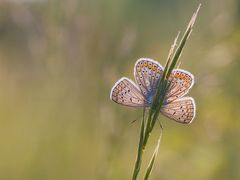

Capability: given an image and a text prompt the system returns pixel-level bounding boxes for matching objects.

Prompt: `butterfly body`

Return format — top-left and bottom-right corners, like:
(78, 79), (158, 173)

(110, 58), (196, 124)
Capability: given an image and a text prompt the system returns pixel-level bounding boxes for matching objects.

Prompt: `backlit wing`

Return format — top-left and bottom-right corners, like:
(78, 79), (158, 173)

(161, 97), (196, 124)
(165, 69), (194, 104)
(110, 77), (146, 107)
(134, 58), (163, 104)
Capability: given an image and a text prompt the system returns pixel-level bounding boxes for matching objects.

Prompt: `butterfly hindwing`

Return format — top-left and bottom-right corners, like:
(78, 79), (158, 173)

(110, 77), (146, 107)
(161, 97), (196, 124)
(165, 69), (194, 104)
(134, 58), (163, 104)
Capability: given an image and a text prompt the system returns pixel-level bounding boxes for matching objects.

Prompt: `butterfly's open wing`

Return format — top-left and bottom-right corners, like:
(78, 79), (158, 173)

(161, 97), (196, 124)
(134, 58), (163, 104)
(110, 77), (146, 107)
(165, 69), (194, 104)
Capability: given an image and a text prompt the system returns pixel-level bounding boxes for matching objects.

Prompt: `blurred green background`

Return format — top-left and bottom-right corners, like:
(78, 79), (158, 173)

(0, 0), (240, 179)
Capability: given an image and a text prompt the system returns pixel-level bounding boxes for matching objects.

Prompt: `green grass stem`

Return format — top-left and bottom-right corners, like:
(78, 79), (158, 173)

(131, 4), (201, 180)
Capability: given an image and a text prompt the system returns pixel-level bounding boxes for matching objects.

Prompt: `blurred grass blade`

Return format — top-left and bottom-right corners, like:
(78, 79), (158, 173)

(164, 31), (180, 78)
(167, 31), (180, 61)
(144, 132), (162, 180)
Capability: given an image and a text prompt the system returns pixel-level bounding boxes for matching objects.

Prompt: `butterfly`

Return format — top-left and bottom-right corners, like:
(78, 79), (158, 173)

(110, 58), (196, 124)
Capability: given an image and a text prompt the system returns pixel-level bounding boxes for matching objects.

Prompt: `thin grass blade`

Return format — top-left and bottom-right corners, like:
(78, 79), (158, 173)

(144, 132), (162, 180)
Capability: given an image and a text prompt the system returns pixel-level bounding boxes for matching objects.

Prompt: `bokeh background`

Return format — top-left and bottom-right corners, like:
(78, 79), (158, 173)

(0, 0), (239, 179)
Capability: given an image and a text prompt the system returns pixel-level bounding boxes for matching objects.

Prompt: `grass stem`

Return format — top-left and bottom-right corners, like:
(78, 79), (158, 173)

(131, 4), (201, 179)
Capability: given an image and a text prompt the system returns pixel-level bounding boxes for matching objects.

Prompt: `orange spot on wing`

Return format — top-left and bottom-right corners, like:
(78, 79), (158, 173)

(152, 65), (156, 71)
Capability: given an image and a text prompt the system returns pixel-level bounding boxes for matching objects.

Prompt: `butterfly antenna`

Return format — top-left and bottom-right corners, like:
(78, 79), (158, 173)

(130, 115), (140, 124)
(143, 107), (146, 120)
(157, 118), (164, 131)
(130, 107), (146, 125)
(130, 119), (136, 124)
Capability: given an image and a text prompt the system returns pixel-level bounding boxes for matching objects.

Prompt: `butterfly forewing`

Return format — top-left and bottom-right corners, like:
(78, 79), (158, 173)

(161, 97), (196, 124)
(110, 77), (146, 107)
(165, 69), (194, 104)
(134, 58), (163, 104)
